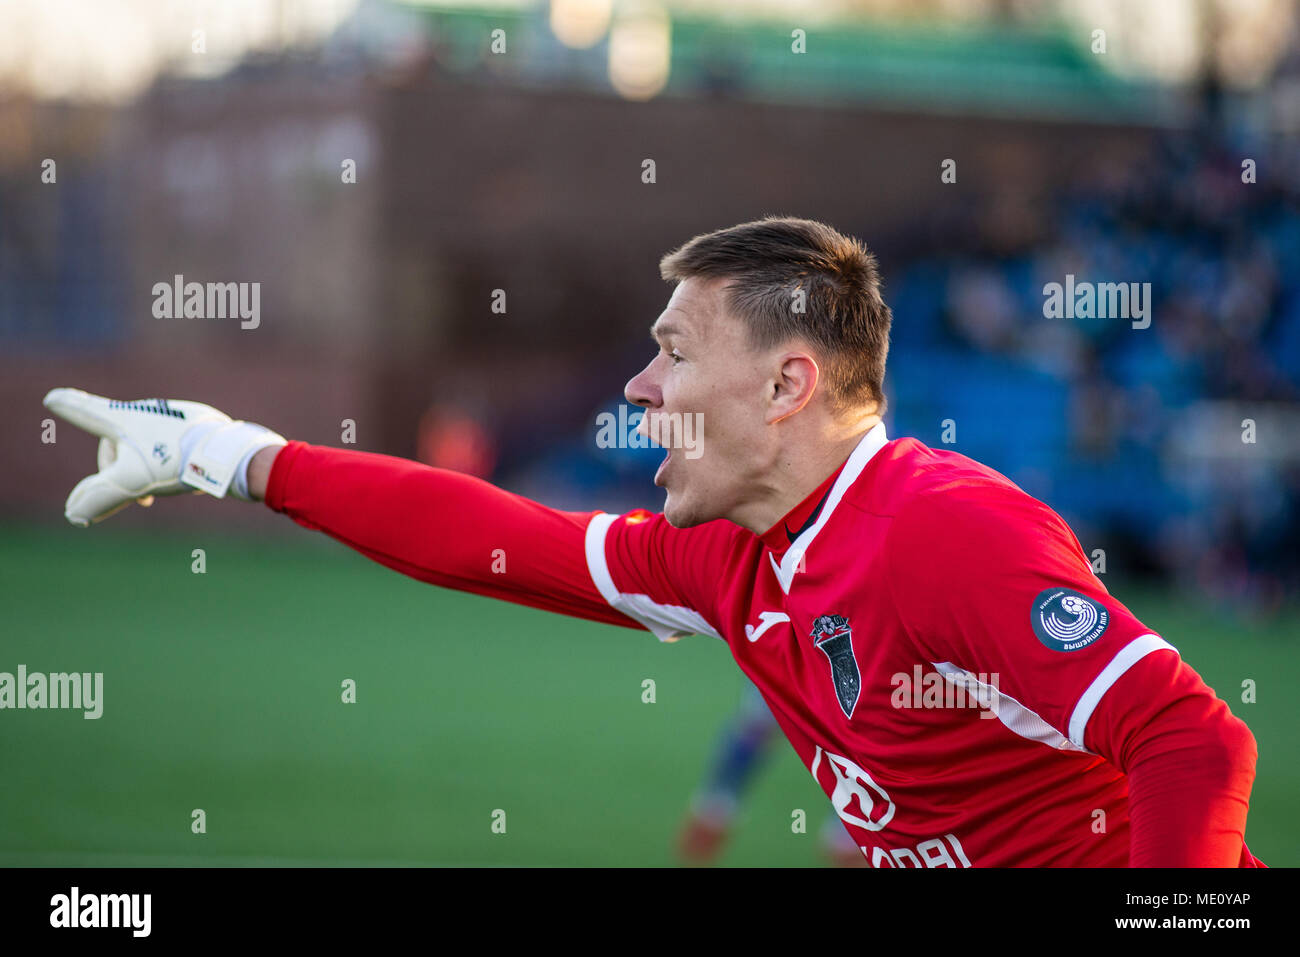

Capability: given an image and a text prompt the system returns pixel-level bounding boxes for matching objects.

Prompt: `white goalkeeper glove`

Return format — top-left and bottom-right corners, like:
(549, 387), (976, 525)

(43, 388), (287, 527)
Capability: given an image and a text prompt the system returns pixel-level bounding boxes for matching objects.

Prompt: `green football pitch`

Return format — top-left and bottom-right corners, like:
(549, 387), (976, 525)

(1, 522), (1295, 867)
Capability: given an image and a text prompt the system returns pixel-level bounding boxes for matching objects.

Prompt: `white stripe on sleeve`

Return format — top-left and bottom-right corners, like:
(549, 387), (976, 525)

(1068, 633), (1179, 750)
(584, 512), (723, 643)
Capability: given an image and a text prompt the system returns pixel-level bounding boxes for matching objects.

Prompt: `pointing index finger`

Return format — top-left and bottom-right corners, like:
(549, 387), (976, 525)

(42, 388), (121, 440)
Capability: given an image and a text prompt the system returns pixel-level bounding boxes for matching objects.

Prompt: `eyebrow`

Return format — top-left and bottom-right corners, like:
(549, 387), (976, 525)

(650, 321), (683, 343)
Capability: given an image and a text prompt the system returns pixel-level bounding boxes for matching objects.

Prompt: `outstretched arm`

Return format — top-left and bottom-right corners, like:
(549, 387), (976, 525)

(44, 388), (642, 631)
(255, 440), (641, 628)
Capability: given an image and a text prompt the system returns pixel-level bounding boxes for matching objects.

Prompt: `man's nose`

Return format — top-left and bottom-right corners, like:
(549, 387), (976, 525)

(624, 360), (661, 409)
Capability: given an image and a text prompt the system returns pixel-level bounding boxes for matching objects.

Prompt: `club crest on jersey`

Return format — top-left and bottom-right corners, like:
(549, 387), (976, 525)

(1031, 587), (1109, 652)
(811, 614), (861, 719)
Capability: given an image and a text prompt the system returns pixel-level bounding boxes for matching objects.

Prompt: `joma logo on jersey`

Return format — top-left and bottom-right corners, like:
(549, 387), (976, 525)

(810, 614), (861, 719)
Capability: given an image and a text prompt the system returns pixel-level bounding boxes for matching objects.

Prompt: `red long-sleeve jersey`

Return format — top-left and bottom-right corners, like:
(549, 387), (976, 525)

(264, 425), (1263, 867)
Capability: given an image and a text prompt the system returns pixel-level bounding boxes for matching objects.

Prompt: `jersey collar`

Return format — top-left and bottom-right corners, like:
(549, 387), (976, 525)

(763, 421), (890, 594)
(759, 465), (841, 557)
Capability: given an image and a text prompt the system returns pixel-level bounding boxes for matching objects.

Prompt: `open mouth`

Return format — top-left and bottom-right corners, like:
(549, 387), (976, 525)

(655, 448), (671, 486)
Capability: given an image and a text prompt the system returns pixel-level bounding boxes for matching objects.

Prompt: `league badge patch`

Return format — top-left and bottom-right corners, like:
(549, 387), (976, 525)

(1031, 587), (1109, 652)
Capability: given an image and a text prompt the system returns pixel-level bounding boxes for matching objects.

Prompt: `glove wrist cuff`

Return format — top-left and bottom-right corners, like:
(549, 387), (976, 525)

(180, 421), (287, 500)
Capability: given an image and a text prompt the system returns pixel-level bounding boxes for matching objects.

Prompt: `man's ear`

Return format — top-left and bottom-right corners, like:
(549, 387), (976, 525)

(768, 352), (819, 424)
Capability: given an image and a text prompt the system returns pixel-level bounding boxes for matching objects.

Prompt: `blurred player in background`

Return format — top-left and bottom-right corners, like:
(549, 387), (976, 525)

(677, 682), (865, 867)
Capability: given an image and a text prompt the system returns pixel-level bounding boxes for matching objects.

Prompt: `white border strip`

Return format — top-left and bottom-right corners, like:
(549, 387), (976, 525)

(774, 421), (890, 593)
(584, 512), (620, 605)
(1068, 633), (1178, 749)
(584, 512), (723, 642)
(932, 661), (1090, 753)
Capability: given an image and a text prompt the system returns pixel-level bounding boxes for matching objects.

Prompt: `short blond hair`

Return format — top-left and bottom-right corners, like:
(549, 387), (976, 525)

(660, 216), (891, 414)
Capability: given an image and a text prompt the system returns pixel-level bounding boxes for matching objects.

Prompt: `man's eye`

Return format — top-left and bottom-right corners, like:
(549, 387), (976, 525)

(668, 350), (683, 364)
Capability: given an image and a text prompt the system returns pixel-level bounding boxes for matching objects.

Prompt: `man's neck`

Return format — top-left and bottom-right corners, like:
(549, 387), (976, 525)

(732, 416), (881, 537)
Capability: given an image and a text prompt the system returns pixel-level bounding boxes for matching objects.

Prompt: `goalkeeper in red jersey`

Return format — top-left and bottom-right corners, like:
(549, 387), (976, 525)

(44, 216), (1263, 867)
